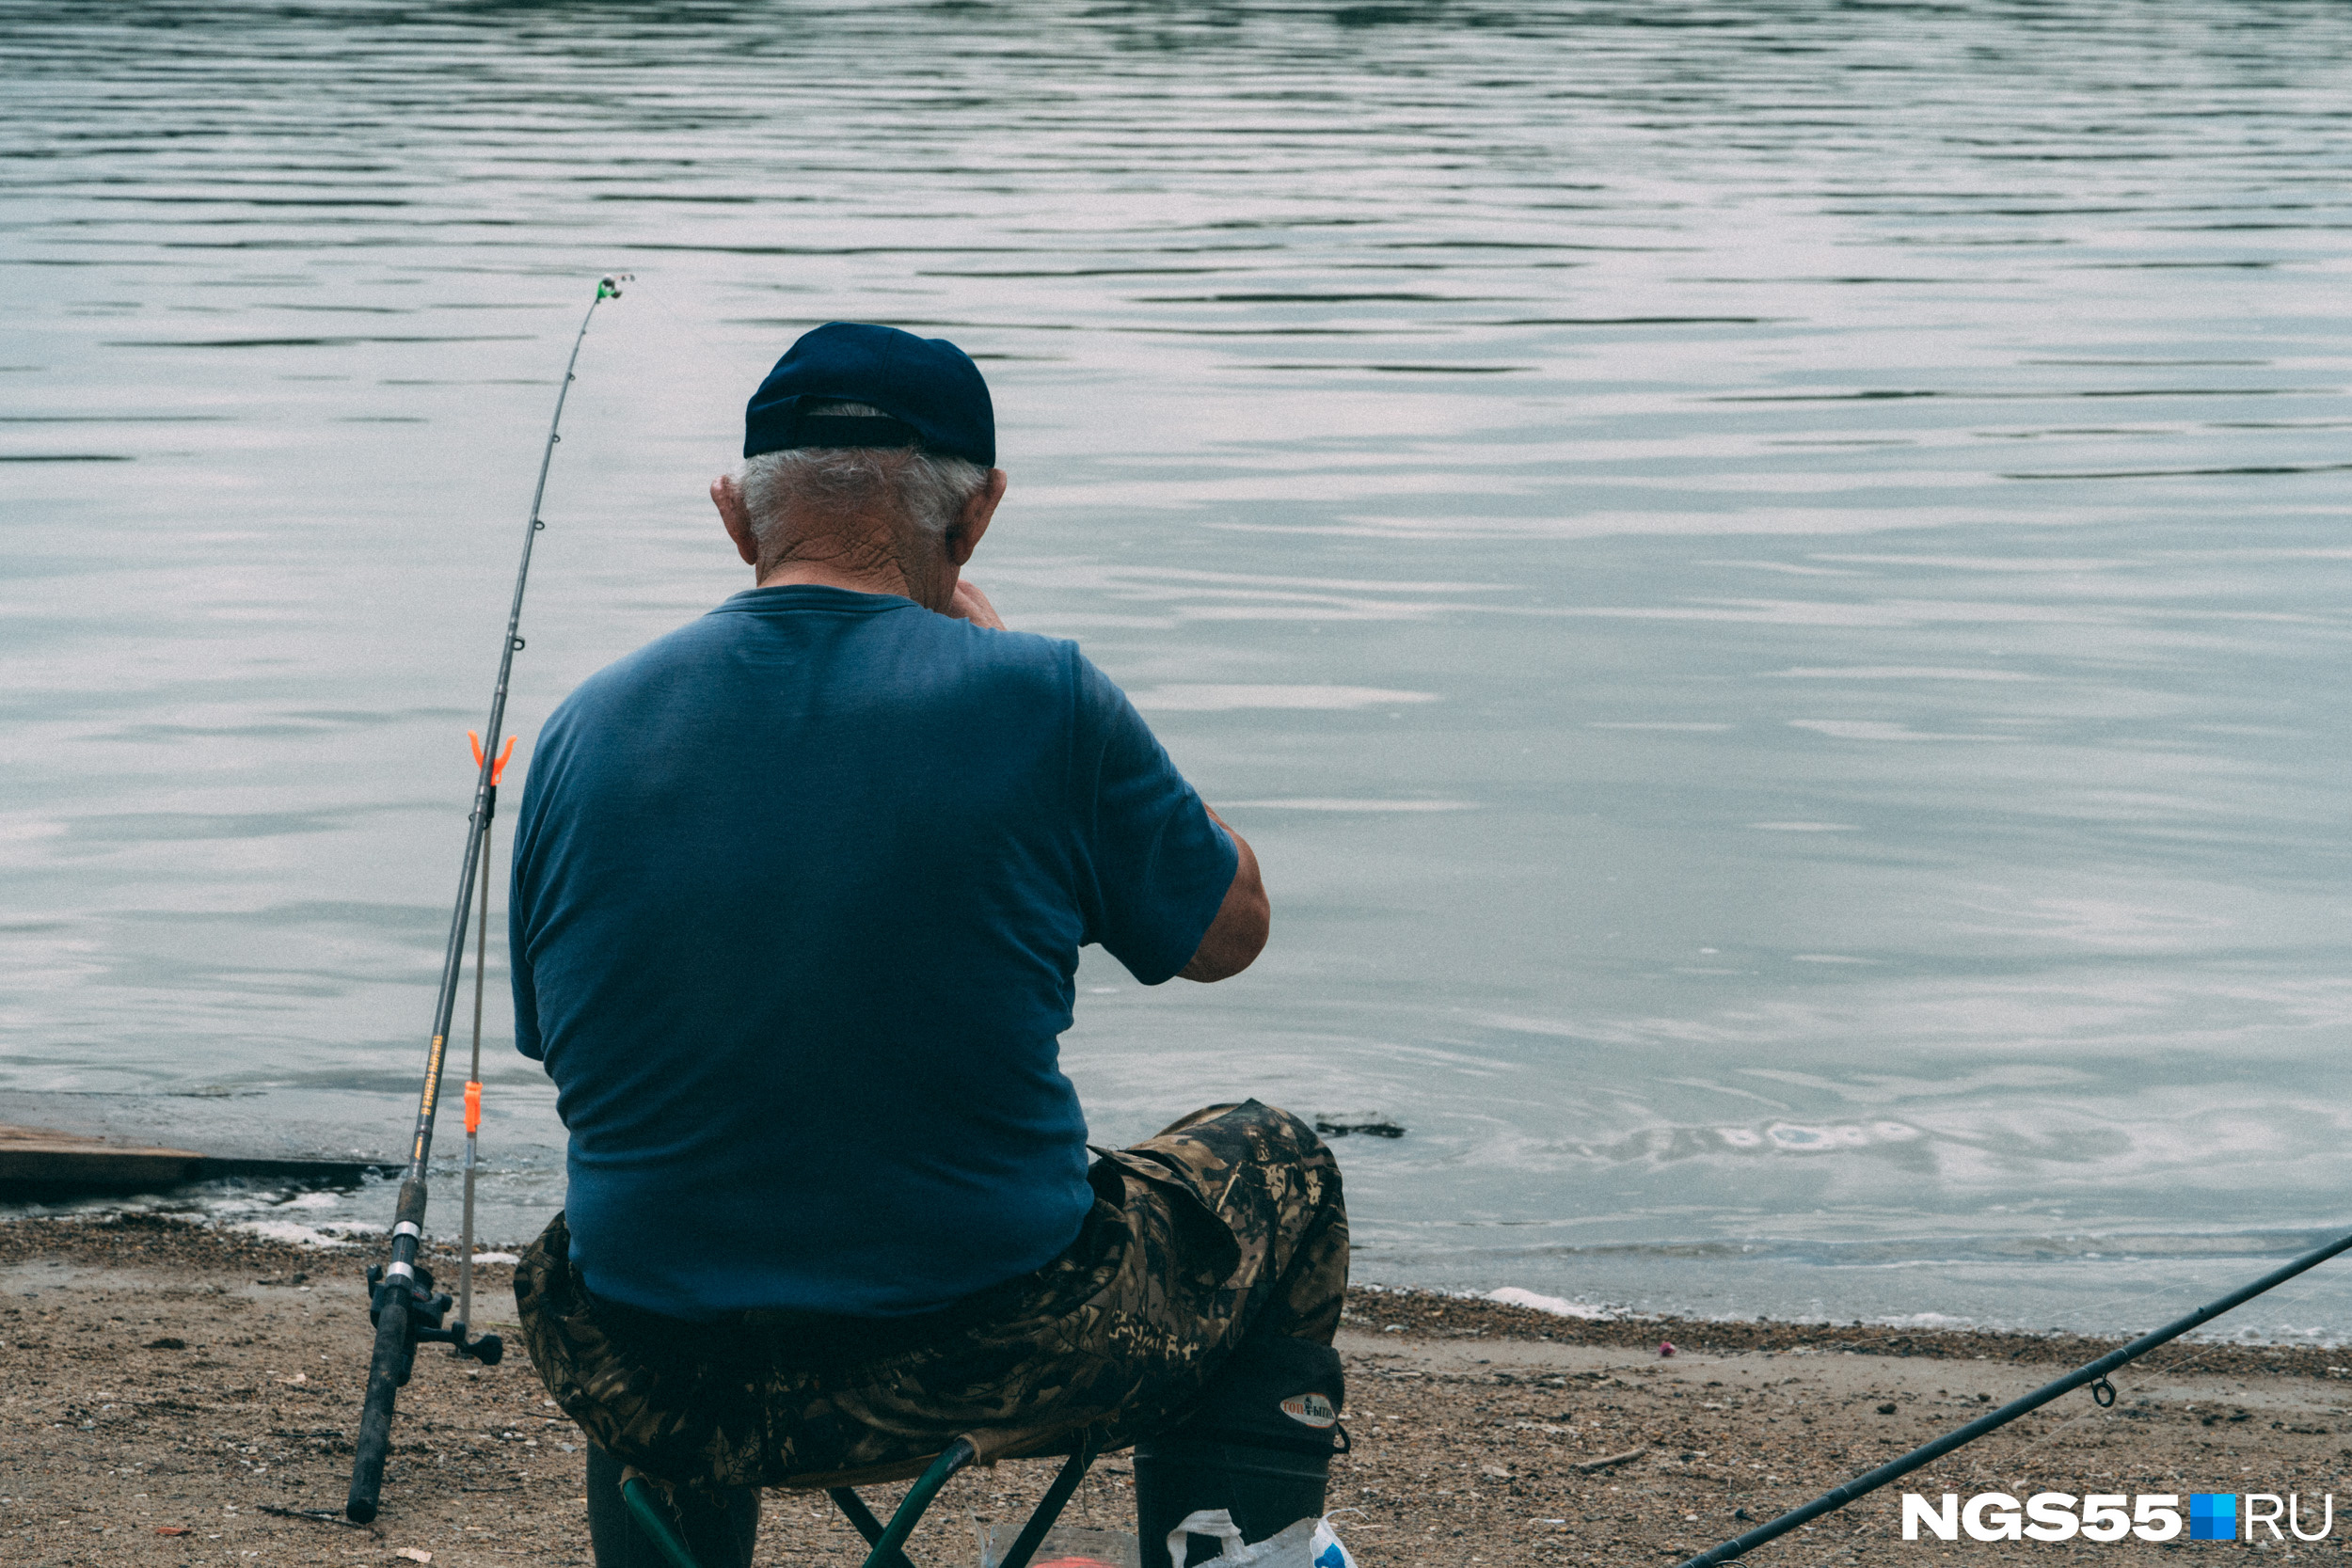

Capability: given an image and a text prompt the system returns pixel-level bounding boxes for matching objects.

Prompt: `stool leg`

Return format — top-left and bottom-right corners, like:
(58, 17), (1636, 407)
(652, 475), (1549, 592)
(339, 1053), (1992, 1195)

(591, 1448), (755, 1568)
(858, 1438), (978, 1568)
(831, 1487), (889, 1544)
(830, 1487), (918, 1568)
(993, 1440), (1098, 1568)
(620, 1476), (707, 1568)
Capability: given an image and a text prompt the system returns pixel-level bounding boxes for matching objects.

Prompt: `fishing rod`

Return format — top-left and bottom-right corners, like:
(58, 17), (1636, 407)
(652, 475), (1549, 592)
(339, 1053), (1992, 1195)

(346, 274), (628, 1526)
(1672, 1223), (2352, 1568)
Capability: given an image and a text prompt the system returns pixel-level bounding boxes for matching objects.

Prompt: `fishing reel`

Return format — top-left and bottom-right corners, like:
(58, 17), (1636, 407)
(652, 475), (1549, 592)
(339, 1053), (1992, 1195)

(366, 1259), (504, 1371)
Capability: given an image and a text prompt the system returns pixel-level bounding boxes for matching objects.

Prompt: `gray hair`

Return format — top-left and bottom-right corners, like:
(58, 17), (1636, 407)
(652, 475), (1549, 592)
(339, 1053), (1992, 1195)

(737, 402), (990, 559)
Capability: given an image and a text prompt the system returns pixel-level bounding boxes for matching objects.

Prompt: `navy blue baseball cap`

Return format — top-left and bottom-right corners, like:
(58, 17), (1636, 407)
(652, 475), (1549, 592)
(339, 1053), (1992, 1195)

(743, 323), (995, 467)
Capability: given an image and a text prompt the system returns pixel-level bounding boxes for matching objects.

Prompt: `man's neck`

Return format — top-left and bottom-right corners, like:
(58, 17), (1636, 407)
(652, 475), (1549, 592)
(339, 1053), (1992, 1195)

(755, 558), (953, 612)
(756, 561), (904, 595)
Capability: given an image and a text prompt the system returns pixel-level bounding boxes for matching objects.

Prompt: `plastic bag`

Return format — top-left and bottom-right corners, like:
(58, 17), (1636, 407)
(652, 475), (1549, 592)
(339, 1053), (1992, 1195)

(1164, 1509), (1358, 1568)
(1309, 1517), (1358, 1568)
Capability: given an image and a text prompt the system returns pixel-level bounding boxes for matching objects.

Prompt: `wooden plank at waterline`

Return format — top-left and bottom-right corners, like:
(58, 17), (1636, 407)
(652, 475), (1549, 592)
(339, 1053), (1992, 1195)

(0, 1124), (207, 1192)
(0, 1124), (397, 1196)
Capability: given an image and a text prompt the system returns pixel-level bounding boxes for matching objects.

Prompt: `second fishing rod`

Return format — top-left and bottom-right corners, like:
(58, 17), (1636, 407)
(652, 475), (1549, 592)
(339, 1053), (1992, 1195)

(346, 274), (627, 1527)
(1672, 1223), (2352, 1568)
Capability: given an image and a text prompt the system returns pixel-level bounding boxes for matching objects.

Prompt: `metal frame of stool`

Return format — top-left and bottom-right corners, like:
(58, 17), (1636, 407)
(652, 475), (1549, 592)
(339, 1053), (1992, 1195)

(619, 1431), (1103, 1568)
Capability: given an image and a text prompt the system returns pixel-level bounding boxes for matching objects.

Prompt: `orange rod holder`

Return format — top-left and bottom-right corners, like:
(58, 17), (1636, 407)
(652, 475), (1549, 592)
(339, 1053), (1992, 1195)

(469, 730), (516, 785)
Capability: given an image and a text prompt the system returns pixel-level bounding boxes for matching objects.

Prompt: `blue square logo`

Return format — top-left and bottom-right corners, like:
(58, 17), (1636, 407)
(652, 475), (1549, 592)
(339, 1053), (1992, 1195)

(2190, 1494), (2237, 1542)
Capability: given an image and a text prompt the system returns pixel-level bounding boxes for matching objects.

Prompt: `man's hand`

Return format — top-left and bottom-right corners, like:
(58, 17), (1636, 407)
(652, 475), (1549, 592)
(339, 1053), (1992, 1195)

(1180, 807), (1269, 982)
(946, 578), (1008, 630)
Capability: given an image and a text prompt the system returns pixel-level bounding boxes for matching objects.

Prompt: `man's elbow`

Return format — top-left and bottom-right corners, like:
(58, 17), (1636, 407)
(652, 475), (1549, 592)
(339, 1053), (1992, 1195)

(1179, 883), (1270, 983)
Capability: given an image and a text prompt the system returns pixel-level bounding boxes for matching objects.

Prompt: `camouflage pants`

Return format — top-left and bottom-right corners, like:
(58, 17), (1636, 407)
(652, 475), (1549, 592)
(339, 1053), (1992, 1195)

(513, 1100), (1348, 1491)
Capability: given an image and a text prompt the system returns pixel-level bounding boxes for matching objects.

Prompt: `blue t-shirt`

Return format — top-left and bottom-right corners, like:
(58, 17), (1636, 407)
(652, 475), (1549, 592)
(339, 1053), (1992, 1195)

(507, 586), (1237, 1321)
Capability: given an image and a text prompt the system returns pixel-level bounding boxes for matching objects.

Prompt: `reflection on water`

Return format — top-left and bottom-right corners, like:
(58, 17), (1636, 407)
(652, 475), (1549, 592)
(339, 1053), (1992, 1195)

(4, 1), (2349, 1334)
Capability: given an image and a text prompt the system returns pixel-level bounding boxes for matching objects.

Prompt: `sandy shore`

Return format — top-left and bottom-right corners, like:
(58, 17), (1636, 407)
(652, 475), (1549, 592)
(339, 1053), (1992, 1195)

(6, 1215), (2349, 1567)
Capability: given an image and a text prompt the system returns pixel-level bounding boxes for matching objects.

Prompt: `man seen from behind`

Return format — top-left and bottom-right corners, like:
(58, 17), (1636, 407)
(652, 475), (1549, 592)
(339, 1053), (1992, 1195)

(505, 323), (1350, 1568)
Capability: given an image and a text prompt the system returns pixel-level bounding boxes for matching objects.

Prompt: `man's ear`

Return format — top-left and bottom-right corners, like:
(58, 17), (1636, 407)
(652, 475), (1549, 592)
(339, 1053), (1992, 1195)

(712, 474), (759, 567)
(945, 468), (1009, 568)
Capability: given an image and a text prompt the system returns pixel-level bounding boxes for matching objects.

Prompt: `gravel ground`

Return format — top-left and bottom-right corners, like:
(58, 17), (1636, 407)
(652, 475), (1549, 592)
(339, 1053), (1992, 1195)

(7, 1215), (2351, 1567)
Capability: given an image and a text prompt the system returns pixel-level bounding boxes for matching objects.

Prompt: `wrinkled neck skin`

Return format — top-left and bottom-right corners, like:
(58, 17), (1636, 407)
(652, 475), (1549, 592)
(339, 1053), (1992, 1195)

(710, 468), (1003, 618)
(756, 507), (958, 612)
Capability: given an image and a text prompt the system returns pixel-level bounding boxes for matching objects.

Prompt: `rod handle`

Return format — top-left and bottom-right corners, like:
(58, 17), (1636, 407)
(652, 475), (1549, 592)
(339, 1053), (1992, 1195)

(346, 1286), (411, 1522)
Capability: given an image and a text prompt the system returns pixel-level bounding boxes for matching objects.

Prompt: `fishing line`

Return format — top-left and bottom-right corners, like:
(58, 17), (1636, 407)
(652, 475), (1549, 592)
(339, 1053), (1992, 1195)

(625, 280), (760, 382)
(344, 273), (628, 1527)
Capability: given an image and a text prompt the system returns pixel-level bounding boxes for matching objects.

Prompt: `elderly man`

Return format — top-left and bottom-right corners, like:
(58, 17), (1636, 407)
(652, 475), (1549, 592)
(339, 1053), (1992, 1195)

(506, 324), (1348, 1567)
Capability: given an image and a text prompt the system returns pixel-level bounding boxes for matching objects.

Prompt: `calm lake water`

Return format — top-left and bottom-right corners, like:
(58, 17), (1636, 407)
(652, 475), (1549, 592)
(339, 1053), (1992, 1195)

(6, 1), (2350, 1341)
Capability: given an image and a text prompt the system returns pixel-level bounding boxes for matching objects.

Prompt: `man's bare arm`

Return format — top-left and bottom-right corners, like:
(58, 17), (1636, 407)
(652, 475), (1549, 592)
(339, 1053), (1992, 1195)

(946, 583), (1263, 981)
(1181, 806), (1268, 982)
